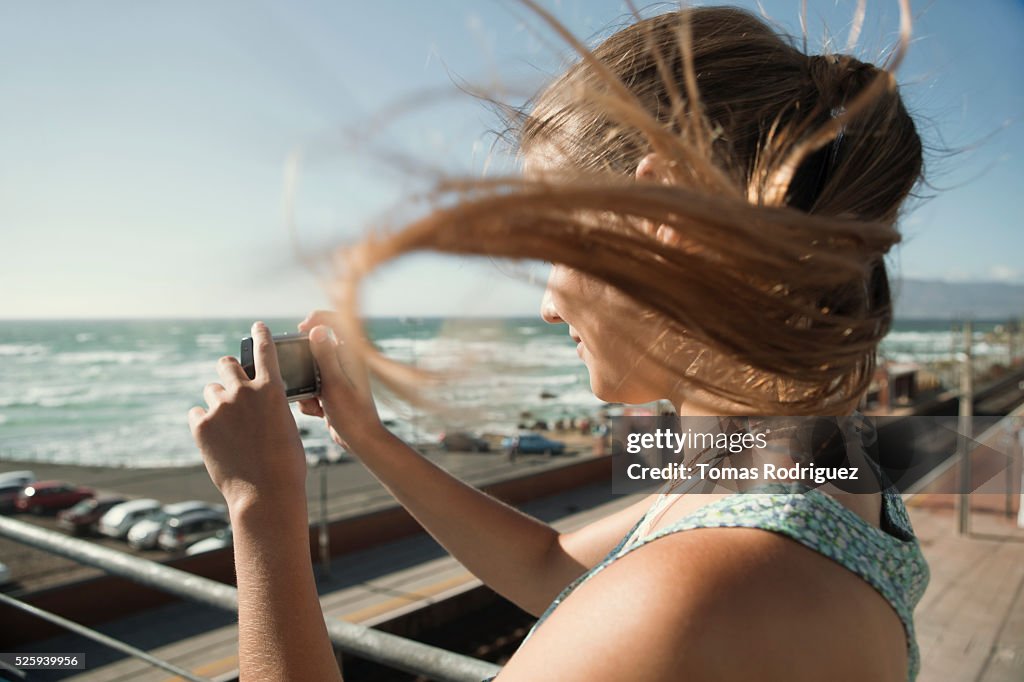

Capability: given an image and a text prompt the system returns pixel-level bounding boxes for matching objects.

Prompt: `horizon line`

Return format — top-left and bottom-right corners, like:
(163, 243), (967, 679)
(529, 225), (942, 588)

(1, 314), (1021, 323)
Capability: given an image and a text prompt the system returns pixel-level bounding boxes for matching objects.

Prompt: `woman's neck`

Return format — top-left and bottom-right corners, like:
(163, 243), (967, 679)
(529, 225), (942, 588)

(673, 386), (859, 418)
(674, 387), (750, 417)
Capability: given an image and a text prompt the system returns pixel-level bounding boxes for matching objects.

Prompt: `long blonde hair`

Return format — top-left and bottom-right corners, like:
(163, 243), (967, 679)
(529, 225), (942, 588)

(323, 1), (922, 416)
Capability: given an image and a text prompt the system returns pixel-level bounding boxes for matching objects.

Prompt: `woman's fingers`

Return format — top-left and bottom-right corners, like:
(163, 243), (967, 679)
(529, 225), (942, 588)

(250, 321), (282, 385)
(296, 397), (324, 418)
(326, 322), (372, 395)
(203, 382), (227, 409)
(217, 356), (248, 390)
(312, 324), (372, 396)
(298, 310), (341, 334)
(187, 405), (207, 434)
(299, 311), (371, 392)
(309, 326), (351, 392)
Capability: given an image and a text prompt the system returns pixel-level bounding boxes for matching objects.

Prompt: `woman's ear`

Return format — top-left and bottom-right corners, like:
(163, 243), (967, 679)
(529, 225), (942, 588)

(635, 153), (686, 248)
(636, 153), (665, 239)
(635, 152), (669, 184)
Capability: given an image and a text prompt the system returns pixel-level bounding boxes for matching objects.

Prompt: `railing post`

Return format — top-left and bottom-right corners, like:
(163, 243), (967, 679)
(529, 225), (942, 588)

(1018, 421), (1024, 529)
(957, 320), (974, 535)
(1007, 421), (1015, 519)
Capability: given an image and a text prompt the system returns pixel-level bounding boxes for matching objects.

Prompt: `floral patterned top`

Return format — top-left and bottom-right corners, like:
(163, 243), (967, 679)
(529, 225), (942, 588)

(483, 482), (930, 681)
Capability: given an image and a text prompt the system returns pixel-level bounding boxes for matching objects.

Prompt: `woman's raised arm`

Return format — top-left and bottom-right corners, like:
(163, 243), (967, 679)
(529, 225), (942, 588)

(189, 321), (343, 681)
(299, 310), (657, 617)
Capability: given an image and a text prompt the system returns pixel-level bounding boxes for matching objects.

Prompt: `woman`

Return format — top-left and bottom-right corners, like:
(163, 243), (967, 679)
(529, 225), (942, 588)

(189, 3), (929, 680)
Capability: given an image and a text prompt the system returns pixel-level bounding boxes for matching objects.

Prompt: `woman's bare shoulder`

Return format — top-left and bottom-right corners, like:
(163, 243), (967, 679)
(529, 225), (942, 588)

(496, 526), (908, 682)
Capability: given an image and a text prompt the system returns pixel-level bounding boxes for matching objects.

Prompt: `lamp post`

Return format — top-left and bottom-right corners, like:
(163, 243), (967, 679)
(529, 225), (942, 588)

(318, 450), (331, 579)
(403, 317), (423, 448)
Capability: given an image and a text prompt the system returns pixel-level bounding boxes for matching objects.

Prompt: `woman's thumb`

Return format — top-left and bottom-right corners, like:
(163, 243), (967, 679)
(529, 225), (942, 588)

(309, 326), (349, 397)
(310, 324), (372, 397)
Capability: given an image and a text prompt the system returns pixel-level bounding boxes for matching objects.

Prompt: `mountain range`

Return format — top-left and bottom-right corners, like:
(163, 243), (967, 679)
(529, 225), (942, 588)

(892, 279), (1024, 320)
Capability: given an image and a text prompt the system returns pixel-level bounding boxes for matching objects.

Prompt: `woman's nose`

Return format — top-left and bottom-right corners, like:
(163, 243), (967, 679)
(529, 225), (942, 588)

(540, 270), (563, 324)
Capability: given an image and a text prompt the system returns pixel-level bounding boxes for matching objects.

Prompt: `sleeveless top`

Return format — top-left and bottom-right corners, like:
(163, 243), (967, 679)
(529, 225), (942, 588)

(482, 483), (930, 681)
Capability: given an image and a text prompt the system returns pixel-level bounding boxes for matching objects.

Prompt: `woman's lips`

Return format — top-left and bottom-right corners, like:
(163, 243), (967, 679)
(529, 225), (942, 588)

(569, 328), (583, 356)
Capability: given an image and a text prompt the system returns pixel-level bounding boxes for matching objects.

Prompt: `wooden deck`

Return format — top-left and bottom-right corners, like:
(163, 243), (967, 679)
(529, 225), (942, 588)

(909, 494), (1024, 682)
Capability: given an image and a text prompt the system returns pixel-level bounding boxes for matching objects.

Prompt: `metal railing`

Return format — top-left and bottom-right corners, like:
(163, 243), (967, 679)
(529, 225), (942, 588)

(0, 517), (502, 682)
(905, 402), (1024, 537)
(0, 591), (208, 682)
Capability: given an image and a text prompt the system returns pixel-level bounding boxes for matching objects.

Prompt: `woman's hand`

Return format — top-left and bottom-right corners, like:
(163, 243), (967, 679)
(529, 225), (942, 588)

(188, 321), (308, 511)
(296, 310), (385, 454)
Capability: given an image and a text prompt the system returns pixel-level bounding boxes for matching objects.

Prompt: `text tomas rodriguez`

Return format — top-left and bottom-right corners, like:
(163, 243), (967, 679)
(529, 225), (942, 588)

(626, 462), (860, 485)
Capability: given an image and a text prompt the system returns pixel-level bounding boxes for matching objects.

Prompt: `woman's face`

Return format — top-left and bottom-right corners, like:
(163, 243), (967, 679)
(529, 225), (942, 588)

(529, 150), (740, 412)
(541, 263), (678, 405)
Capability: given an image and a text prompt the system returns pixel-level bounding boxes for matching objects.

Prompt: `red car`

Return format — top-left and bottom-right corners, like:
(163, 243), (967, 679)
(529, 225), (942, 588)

(57, 496), (128, 535)
(16, 481), (94, 515)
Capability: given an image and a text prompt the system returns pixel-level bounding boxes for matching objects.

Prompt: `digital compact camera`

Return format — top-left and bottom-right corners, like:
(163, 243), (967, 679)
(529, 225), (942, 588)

(240, 332), (321, 402)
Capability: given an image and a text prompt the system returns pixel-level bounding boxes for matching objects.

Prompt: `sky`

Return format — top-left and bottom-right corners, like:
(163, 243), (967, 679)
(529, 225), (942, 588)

(1, 0), (1022, 319)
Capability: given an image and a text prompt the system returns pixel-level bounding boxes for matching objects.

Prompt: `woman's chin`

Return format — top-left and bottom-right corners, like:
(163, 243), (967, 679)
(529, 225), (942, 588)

(586, 372), (616, 403)
(588, 374), (657, 406)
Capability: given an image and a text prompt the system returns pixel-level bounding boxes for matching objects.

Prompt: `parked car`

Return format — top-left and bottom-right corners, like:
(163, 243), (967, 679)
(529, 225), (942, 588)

(0, 483), (27, 514)
(57, 496), (128, 536)
(0, 470), (36, 487)
(127, 501), (226, 550)
(186, 527), (234, 555)
(158, 512), (231, 552)
(501, 432), (566, 455)
(16, 481), (94, 514)
(439, 431), (490, 453)
(98, 499), (162, 539)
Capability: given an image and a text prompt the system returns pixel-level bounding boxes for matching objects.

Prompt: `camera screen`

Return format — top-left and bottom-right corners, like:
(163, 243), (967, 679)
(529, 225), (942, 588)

(277, 339), (317, 394)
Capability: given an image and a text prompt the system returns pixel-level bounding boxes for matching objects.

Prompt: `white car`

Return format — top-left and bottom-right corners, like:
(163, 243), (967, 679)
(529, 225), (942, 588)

(98, 499), (162, 539)
(158, 512), (230, 552)
(186, 527), (233, 555)
(127, 501), (224, 550)
(0, 470), (36, 487)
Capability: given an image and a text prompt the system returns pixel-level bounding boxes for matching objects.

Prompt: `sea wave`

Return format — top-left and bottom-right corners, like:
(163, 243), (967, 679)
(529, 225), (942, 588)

(151, 360), (216, 380)
(881, 331), (1005, 358)
(195, 333), (228, 349)
(55, 350), (165, 366)
(486, 373), (582, 388)
(0, 384), (85, 409)
(882, 331), (957, 344)
(0, 343), (48, 357)
(0, 381), (176, 408)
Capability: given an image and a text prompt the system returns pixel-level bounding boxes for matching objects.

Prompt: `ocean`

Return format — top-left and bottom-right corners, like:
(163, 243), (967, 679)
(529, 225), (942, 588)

(0, 317), (1012, 468)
